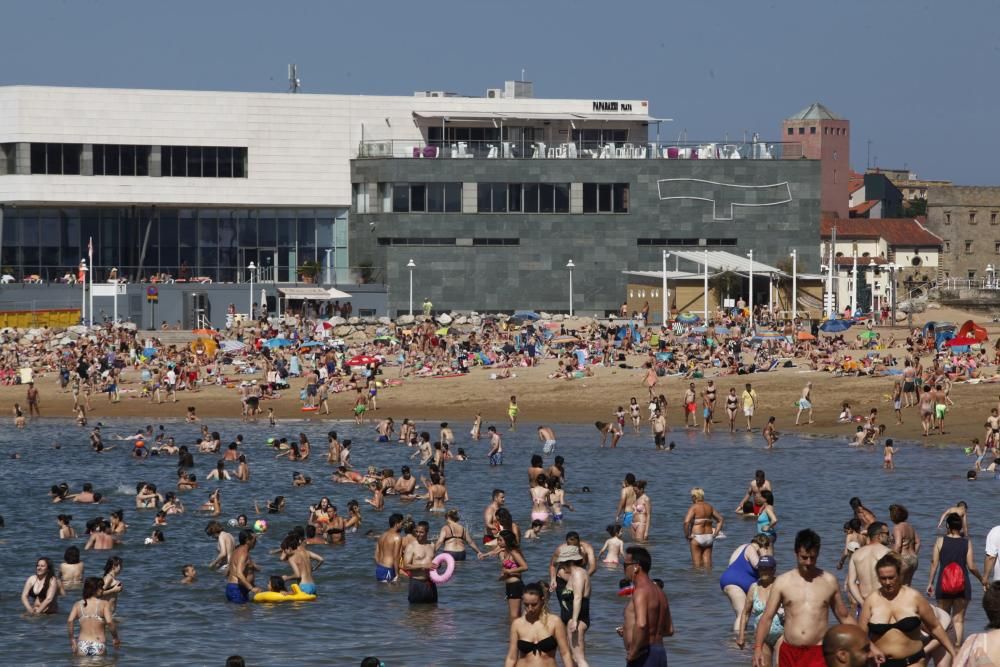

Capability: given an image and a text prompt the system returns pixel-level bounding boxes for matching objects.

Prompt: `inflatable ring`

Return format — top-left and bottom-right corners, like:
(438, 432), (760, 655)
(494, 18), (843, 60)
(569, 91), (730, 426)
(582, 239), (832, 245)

(253, 583), (317, 603)
(429, 552), (455, 584)
(301, 406), (319, 412)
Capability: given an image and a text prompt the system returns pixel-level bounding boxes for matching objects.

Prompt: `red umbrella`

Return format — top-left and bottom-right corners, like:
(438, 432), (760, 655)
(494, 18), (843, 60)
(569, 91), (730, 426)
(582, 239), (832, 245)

(944, 336), (978, 347)
(346, 355), (378, 366)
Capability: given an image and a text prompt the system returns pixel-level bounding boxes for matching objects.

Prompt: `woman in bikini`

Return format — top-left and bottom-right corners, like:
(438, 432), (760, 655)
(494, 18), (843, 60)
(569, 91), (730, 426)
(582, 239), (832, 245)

(67, 576), (120, 656)
(102, 556), (124, 615)
(21, 557), (60, 615)
(480, 529), (528, 621)
(861, 552), (955, 666)
(597, 524), (625, 565)
(61, 546), (84, 587)
(631, 480), (652, 543)
(530, 475), (551, 525)
(683, 487), (724, 568)
(503, 582), (573, 667)
(435, 509), (483, 561)
(629, 397), (642, 434)
(726, 387), (740, 433)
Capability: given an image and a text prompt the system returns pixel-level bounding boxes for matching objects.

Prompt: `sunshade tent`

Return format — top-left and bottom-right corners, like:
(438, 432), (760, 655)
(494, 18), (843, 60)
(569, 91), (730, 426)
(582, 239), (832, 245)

(944, 336), (978, 347)
(796, 331), (816, 341)
(347, 355), (378, 366)
(957, 320), (989, 342)
(819, 319), (852, 333)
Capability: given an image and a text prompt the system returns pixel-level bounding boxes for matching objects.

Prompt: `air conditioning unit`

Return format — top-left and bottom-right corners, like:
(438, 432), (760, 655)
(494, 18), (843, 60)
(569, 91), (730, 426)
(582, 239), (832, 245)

(486, 88), (503, 99)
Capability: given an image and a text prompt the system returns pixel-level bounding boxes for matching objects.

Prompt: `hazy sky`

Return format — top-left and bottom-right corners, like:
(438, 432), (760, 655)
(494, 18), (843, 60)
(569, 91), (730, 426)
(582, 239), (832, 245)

(3, 0), (997, 185)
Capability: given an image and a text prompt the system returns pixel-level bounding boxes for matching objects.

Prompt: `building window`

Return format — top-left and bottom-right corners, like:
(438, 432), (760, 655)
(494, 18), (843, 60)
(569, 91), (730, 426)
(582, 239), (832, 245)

(943, 241), (951, 252)
(93, 144), (151, 176)
(637, 238), (736, 246)
(810, 126), (816, 134)
(945, 211), (951, 224)
(995, 241), (1000, 254)
(29, 143), (82, 175)
(385, 183), (461, 213)
(787, 128), (793, 136)
(479, 183), (570, 213)
(965, 241), (974, 254)
(969, 270), (977, 279)
(161, 146), (247, 178)
(582, 183), (629, 213)
(0, 143), (16, 175)
(992, 212), (998, 225)
(833, 169), (838, 184)
(798, 127), (805, 135)
(970, 211), (978, 224)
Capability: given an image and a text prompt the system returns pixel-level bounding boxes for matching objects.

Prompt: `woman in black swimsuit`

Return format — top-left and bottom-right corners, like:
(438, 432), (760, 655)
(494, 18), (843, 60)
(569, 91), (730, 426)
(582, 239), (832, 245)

(435, 509), (482, 561)
(860, 552), (955, 666)
(726, 388), (740, 433)
(21, 557), (60, 615)
(504, 582), (574, 666)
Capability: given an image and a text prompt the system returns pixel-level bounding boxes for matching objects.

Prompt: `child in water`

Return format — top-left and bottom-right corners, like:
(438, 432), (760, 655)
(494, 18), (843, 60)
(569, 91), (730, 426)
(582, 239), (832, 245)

(882, 438), (897, 470)
(598, 524), (625, 564)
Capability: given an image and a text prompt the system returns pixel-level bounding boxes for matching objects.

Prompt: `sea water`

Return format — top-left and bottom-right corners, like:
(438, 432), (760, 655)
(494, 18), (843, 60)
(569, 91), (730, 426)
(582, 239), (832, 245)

(0, 419), (988, 666)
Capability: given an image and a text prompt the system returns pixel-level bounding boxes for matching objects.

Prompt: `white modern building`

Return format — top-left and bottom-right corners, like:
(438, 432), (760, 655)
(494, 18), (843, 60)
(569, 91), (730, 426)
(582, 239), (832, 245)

(0, 83), (657, 286)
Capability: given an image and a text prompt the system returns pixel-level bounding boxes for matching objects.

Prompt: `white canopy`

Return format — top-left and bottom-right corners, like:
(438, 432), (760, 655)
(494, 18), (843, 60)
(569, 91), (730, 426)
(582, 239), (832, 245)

(279, 287), (353, 301)
(665, 250), (784, 275)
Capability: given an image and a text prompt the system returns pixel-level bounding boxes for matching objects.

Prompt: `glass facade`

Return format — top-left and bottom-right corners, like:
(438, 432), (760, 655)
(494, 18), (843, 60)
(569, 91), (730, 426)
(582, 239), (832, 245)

(0, 207), (348, 283)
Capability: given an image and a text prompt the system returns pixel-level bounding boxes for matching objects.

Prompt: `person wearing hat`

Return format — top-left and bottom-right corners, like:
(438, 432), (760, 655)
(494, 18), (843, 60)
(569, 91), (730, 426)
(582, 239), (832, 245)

(736, 555), (783, 665)
(555, 544), (591, 667)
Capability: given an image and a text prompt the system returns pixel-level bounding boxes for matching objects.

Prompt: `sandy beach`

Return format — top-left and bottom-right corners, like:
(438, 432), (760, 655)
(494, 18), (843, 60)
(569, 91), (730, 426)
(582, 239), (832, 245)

(7, 312), (996, 448)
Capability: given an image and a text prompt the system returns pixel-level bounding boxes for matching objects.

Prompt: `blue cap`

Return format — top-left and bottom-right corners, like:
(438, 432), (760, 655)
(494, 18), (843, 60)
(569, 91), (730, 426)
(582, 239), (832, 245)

(757, 555), (777, 570)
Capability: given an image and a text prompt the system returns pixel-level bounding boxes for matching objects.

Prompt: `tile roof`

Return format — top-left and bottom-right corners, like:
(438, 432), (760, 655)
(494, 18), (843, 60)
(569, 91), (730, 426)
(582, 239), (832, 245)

(786, 102), (841, 121)
(850, 200), (879, 215)
(820, 218), (943, 247)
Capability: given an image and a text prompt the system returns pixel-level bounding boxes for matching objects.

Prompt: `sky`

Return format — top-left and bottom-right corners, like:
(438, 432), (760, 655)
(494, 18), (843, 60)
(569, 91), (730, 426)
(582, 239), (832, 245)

(2, 0), (998, 185)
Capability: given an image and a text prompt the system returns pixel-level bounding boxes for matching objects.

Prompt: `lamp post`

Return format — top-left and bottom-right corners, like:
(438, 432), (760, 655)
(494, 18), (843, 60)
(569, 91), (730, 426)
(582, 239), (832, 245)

(79, 259), (88, 325)
(661, 250), (670, 326)
(869, 259), (877, 316)
(987, 263), (995, 289)
(247, 261), (256, 320)
(566, 259), (575, 317)
(747, 249), (754, 329)
(850, 252), (858, 316)
(790, 249), (798, 322)
(890, 263), (898, 326)
(407, 259), (415, 317)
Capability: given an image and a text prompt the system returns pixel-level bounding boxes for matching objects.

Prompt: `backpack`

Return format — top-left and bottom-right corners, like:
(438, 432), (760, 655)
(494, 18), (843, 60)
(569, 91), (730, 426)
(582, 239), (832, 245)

(940, 561), (966, 595)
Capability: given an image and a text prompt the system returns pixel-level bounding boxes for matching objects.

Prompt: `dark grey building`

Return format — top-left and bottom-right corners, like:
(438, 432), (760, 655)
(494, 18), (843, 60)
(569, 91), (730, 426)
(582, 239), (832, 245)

(351, 152), (821, 315)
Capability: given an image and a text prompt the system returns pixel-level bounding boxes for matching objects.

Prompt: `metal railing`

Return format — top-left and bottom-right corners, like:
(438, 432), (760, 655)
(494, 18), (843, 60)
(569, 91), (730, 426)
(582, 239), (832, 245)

(934, 277), (1000, 291)
(358, 139), (800, 161)
(0, 264), (385, 286)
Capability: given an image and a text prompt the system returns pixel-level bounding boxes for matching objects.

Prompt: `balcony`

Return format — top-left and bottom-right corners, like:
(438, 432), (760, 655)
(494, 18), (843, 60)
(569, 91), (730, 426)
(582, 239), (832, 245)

(357, 139), (801, 161)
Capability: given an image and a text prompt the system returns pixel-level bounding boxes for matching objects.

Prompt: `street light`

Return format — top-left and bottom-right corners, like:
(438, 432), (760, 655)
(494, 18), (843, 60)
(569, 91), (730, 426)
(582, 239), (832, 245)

(661, 250), (670, 326)
(869, 259), (877, 316)
(407, 259), (416, 317)
(248, 261), (256, 320)
(850, 252), (858, 316)
(566, 259), (575, 317)
(789, 249), (798, 323)
(746, 250), (754, 329)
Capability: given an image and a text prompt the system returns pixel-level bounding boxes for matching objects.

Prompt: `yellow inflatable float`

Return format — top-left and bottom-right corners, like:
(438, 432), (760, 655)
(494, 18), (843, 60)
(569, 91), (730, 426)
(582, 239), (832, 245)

(252, 583), (317, 603)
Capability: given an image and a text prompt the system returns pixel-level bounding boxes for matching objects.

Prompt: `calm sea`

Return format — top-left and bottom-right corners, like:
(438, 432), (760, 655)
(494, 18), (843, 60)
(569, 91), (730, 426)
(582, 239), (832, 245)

(0, 418), (987, 666)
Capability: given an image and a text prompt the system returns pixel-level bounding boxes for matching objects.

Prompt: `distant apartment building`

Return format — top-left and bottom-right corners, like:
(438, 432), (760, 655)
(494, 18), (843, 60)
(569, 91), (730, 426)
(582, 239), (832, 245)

(849, 172), (903, 218)
(926, 186), (1000, 280)
(865, 168), (951, 201)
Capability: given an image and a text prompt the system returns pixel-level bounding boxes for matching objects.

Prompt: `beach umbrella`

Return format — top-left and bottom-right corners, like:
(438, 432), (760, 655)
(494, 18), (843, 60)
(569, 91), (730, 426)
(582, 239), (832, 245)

(676, 312), (700, 324)
(796, 331), (816, 341)
(346, 354), (378, 366)
(220, 340), (246, 352)
(858, 330), (879, 341)
(142, 347), (157, 358)
(189, 338), (218, 355)
(819, 319), (852, 333)
(944, 336), (978, 347)
(513, 310), (541, 320)
(264, 338), (293, 348)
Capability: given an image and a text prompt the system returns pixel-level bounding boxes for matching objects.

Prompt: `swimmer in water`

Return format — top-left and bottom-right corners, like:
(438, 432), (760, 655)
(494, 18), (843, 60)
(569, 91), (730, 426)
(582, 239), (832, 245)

(598, 524), (625, 565)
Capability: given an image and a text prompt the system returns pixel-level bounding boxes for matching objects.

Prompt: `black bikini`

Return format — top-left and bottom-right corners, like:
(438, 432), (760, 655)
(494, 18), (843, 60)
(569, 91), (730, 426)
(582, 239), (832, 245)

(517, 635), (557, 655)
(868, 617), (924, 667)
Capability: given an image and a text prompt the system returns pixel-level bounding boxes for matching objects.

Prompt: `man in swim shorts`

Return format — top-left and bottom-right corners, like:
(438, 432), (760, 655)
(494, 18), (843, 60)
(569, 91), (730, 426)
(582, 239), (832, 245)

(226, 530), (260, 603)
(487, 426), (503, 466)
(622, 546), (672, 666)
(617, 474), (637, 529)
(403, 521), (438, 604)
(374, 513), (404, 582)
(537, 425), (557, 456)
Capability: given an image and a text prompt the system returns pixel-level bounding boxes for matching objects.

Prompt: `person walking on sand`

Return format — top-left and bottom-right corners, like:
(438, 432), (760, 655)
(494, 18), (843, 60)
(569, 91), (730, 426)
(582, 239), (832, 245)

(643, 362), (658, 400)
(795, 382), (814, 425)
(742, 383), (758, 432)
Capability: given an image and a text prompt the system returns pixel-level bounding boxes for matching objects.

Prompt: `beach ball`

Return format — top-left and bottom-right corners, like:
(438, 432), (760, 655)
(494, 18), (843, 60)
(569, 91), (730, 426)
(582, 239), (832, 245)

(253, 519), (268, 534)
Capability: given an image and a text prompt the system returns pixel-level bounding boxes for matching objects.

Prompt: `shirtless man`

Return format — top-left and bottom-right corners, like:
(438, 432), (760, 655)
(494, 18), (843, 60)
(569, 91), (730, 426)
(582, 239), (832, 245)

(403, 521), (438, 604)
(849, 497), (877, 531)
(652, 410), (667, 450)
(617, 474), (638, 531)
(483, 489), (505, 544)
(846, 522), (891, 614)
(393, 466), (417, 498)
(919, 386), (935, 437)
(621, 546), (672, 666)
(326, 431), (341, 464)
(821, 624), (875, 667)
(528, 456), (546, 488)
(487, 426), (503, 466)
(548, 532), (598, 591)
(280, 534), (323, 595)
(537, 425), (557, 456)
(84, 521), (117, 550)
(374, 513), (404, 582)
(206, 521), (235, 570)
(226, 530), (260, 603)
(753, 529), (864, 667)
(683, 382), (698, 428)
(439, 422), (455, 447)
(26, 382), (40, 418)
(376, 419), (394, 443)
(735, 470), (772, 514)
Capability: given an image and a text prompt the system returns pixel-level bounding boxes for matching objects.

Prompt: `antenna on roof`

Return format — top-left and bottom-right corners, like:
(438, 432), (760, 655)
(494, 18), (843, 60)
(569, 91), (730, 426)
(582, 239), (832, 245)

(288, 64), (301, 93)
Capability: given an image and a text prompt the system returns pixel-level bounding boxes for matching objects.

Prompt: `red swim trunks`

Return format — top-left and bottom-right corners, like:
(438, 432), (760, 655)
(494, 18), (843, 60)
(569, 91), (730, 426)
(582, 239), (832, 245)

(779, 642), (824, 667)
